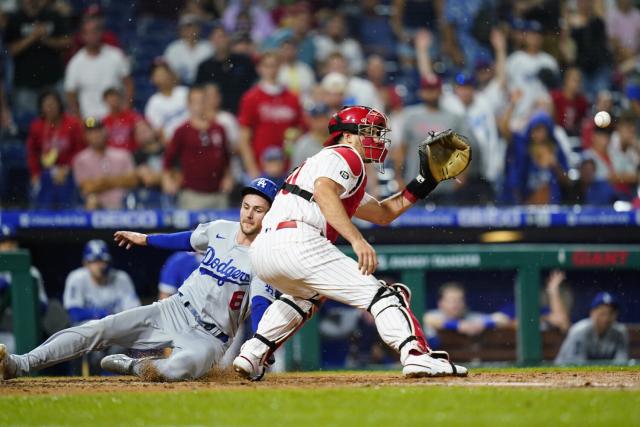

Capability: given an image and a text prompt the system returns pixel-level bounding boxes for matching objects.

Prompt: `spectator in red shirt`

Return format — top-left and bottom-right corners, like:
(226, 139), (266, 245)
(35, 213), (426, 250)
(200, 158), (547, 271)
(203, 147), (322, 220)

(27, 90), (85, 209)
(102, 87), (142, 152)
(237, 52), (303, 179)
(163, 86), (233, 210)
(551, 67), (589, 136)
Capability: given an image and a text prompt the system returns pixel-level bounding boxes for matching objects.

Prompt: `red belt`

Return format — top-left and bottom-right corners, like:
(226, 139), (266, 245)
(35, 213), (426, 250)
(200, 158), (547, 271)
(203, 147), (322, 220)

(276, 220), (298, 230)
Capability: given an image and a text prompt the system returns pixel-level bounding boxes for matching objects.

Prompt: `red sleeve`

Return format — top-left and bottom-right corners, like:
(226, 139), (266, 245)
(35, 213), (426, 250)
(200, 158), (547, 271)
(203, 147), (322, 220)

(26, 120), (42, 178)
(163, 127), (181, 170)
(237, 89), (258, 128)
(331, 146), (363, 176)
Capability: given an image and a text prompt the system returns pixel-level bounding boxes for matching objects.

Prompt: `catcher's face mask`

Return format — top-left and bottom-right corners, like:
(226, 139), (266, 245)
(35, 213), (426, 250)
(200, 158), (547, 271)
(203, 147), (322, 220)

(325, 106), (391, 172)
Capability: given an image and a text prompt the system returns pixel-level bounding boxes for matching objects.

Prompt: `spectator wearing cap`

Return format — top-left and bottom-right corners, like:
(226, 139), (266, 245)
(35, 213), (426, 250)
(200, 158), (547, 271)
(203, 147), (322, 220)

(195, 25), (257, 113)
(144, 59), (189, 145)
(3, 0), (71, 123)
(259, 146), (287, 188)
(27, 90), (85, 209)
(502, 111), (571, 205)
(506, 20), (559, 132)
(291, 103), (331, 168)
(550, 67), (589, 137)
(555, 292), (628, 365)
(0, 225), (48, 354)
(276, 36), (315, 103)
(102, 87), (142, 153)
(261, 2), (315, 68)
(64, 17), (132, 119)
(394, 73), (479, 205)
(582, 124), (627, 199)
(163, 14), (213, 85)
(565, 0), (613, 100)
(163, 85), (233, 210)
(237, 52), (303, 179)
(72, 117), (138, 210)
(320, 72), (350, 113)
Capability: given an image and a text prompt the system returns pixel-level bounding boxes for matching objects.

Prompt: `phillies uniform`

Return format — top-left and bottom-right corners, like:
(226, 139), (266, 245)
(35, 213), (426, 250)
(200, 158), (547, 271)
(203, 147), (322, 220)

(6, 221), (275, 381)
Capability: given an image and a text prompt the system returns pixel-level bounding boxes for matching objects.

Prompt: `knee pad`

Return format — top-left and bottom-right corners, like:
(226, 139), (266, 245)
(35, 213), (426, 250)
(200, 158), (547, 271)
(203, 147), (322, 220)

(367, 286), (407, 318)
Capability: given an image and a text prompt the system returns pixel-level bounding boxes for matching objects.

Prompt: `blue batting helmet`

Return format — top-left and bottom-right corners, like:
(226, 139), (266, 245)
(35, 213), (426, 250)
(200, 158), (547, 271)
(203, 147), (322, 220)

(83, 239), (112, 263)
(241, 178), (278, 205)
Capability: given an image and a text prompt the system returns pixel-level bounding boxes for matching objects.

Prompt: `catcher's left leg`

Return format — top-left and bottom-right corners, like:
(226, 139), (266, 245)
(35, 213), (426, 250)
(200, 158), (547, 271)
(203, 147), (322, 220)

(233, 294), (321, 381)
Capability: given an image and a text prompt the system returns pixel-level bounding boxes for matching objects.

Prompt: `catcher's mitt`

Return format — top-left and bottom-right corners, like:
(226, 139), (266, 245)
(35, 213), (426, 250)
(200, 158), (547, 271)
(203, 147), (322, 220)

(418, 129), (472, 182)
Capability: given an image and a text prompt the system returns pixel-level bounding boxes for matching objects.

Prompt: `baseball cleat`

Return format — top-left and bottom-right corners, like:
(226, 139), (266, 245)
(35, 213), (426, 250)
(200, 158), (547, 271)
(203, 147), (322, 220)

(232, 354), (266, 381)
(100, 354), (136, 375)
(402, 351), (468, 378)
(0, 343), (17, 380)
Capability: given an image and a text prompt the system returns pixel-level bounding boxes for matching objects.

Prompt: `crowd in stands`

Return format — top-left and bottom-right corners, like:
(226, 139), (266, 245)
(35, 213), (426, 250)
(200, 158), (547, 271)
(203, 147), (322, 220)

(1, 0), (640, 210)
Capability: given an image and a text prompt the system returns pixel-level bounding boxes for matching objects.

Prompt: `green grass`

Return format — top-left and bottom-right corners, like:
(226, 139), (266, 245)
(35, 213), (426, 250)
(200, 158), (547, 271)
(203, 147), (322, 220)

(1, 386), (639, 427)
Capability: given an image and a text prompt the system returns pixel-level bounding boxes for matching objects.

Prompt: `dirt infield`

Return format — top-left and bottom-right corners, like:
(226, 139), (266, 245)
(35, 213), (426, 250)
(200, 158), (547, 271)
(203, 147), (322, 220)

(2, 368), (639, 395)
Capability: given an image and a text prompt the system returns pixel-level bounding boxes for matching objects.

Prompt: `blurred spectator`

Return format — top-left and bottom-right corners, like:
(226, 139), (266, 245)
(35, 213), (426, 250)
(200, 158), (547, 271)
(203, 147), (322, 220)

(259, 146), (287, 188)
(27, 90), (84, 209)
(566, 0), (613, 100)
(555, 292), (628, 365)
(237, 52), (303, 179)
(262, 2), (315, 67)
(72, 117), (138, 210)
(389, 0), (437, 47)
(203, 82), (239, 150)
(440, 0), (493, 71)
(393, 74), (479, 204)
(566, 157), (618, 205)
(502, 111), (571, 205)
(366, 55), (403, 114)
(497, 270), (572, 333)
(183, 0), (223, 21)
(277, 36), (315, 103)
(222, 0), (275, 44)
(132, 120), (164, 209)
(291, 102), (331, 167)
(440, 28), (509, 196)
(163, 86), (233, 210)
(550, 67), (589, 136)
(581, 89), (615, 149)
(423, 282), (510, 349)
(163, 14), (213, 85)
(358, 0), (396, 59)
(0, 225), (48, 354)
(144, 59), (189, 145)
(506, 20), (559, 132)
(4, 0), (71, 122)
(320, 72), (349, 113)
(195, 25), (257, 113)
(314, 12), (365, 76)
(64, 17), (132, 119)
(63, 239), (139, 374)
(609, 110), (640, 198)
(102, 87), (142, 153)
(323, 52), (383, 112)
(157, 251), (202, 300)
(66, 5), (120, 63)
(582, 125), (626, 198)
(607, 0), (640, 64)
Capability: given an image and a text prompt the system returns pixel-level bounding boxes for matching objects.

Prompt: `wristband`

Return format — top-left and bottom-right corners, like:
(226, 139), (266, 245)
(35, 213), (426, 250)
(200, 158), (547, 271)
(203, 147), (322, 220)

(483, 318), (496, 330)
(404, 173), (438, 200)
(443, 319), (459, 331)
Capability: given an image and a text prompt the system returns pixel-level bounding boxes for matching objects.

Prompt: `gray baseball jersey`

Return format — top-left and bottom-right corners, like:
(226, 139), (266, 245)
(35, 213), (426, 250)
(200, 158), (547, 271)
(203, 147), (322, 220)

(555, 318), (629, 365)
(63, 268), (140, 318)
(9, 220), (275, 381)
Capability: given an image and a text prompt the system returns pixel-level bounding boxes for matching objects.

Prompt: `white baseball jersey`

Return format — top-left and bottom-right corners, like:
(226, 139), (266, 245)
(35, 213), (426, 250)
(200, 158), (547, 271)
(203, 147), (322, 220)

(181, 220), (276, 338)
(63, 268), (140, 317)
(263, 144), (369, 242)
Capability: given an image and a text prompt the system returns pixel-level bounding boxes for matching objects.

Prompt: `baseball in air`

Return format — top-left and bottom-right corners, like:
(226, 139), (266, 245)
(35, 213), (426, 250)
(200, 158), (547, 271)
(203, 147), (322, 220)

(594, 111), (611, 128)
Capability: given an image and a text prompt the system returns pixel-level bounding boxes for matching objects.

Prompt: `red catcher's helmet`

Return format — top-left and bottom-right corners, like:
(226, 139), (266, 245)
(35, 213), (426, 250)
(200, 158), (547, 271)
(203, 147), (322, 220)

(324, 105), (391, 169)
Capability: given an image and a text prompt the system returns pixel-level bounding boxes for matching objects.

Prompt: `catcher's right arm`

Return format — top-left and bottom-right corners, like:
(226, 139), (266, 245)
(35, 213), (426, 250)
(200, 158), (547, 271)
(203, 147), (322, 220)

(403, 129), (472, 200)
